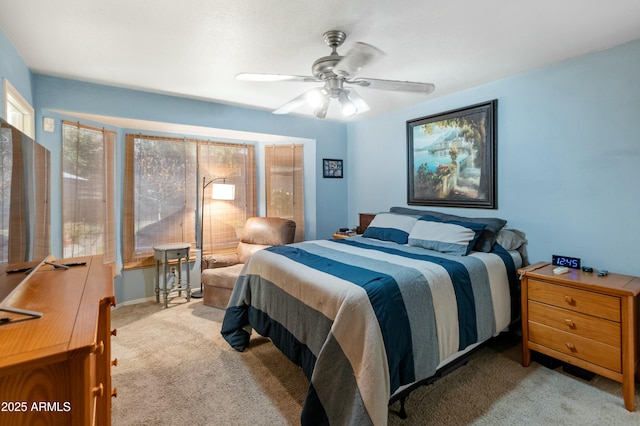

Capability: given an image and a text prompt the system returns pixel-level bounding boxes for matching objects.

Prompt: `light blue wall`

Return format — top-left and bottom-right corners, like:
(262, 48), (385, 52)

(0, 27), (33, 112)
(347, 39), (640, 276)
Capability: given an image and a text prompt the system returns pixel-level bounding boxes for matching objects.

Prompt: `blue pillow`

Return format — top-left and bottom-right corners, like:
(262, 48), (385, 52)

(362, 213), (417, 244)
(408, 215), (486, 255)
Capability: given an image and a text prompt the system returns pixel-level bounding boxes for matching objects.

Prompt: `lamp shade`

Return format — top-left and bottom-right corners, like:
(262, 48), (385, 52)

(211, 183), (235, 200)
(339, 91), (357, 116)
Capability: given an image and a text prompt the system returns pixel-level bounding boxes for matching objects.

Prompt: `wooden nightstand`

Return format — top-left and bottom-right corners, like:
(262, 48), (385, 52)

(359, 213), (376, 234)
(519, 262), (640, 411)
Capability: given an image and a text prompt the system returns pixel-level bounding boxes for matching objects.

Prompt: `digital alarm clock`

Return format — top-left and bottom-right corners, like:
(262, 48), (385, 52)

(552, 254), (581, 269)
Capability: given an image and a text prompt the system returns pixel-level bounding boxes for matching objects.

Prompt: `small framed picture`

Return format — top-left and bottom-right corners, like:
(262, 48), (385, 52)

(323, 158), (343, 178)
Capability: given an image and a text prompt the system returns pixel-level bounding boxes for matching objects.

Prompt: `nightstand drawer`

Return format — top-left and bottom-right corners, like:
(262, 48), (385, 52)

(528, 301), (620, 347)
(529, 322), (621, 372)
(528, 279), (620, 321)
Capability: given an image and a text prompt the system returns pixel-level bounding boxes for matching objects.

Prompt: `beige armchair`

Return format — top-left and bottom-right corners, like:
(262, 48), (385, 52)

(201, 217), (296, 308)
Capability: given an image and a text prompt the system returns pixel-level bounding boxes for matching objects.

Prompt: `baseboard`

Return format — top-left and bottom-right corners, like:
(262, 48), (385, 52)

(113, 296), (156, 308)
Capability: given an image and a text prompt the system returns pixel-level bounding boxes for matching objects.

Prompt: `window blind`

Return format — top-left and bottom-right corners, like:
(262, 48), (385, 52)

(264, 144), (305, 242)
(61, 121), (116, 266)
(123, 135), (256, 268)
(199, 141), (256, 254)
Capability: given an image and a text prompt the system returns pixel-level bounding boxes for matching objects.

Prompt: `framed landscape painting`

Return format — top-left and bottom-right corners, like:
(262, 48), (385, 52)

(406, 100), (497, 209)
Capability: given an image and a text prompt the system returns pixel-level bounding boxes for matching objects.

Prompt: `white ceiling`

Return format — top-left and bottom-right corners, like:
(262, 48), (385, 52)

(2, 0), (640, 122)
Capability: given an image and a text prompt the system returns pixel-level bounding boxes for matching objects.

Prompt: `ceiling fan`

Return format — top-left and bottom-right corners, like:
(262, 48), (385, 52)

(236, 30), (436, 118)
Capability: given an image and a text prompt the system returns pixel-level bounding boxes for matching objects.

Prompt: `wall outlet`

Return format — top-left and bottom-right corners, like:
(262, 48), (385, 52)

(170, 267), (176, 275)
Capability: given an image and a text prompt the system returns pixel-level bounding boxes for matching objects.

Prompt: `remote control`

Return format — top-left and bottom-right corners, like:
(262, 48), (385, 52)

(0, 306), (43, 318)
(553, 266), (569, 275)
(62, 261), (87, 267)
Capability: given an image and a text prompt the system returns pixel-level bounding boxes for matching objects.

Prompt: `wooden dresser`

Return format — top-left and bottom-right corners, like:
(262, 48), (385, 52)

(520, 262), (640, 411)
(0, 256), (116, 425)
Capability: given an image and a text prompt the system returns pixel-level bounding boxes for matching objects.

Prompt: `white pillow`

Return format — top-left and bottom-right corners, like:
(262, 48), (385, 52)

(408, 217), (486, 255)
(362, 213), (417, 244)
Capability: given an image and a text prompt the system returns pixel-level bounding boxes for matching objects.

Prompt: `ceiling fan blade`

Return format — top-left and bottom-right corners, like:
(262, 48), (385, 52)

(343, 88), (370, 113)
(272, 92), (309, 115)
(272, 87), (328, 115)
(334, 42), (385, 77)
(236, 73), (318, 83)
(349, 77), (435, 94)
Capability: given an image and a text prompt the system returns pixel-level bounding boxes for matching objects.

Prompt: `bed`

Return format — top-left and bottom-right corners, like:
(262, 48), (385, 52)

(221, 208), (527, 425)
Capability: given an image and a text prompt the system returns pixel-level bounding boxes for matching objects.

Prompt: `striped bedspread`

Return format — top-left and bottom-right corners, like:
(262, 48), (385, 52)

(221, 236), (520, 425)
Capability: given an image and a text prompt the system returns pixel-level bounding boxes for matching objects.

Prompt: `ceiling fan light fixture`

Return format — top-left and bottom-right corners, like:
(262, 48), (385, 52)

(314, 97), (330, 118)
(306, 87), (328, 108)
(338, 91), (357, 116)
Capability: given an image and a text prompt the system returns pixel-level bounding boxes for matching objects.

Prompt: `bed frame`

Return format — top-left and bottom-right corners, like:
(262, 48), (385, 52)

(389, 328), (520, 419)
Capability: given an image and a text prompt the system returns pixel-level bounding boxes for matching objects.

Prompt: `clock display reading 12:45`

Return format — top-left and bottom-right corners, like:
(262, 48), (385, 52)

(552, 254), (581, 269)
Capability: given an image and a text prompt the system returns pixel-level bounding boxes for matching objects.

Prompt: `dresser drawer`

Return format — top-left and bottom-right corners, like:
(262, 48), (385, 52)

(528, 301), (620, 347)
(529, 322), (621, 372)
(528, 279), (620, 322)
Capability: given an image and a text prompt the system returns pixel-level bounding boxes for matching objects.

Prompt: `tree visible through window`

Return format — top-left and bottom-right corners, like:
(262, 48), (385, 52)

(123, 135), (256, 268)
(61, 121), (115, 263)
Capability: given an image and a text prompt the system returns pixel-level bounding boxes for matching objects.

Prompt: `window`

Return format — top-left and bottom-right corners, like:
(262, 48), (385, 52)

(123, 135), (255, 268)
(199, 142), (256, 254)
(61, 121), (116, 264)
(264, 144), (305, 242)
(3, 78), (34, 138)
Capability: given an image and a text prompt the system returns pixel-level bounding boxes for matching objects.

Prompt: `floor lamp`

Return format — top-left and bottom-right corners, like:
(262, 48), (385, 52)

(191, 176), (235, 298)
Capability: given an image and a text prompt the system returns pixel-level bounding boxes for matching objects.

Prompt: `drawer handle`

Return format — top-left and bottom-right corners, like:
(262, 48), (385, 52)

(112, 387), (118, 398)
(92, 341), (104, 355)
(564, 296), (575, 305)
(565, 342), (576, 351)
(92, 383), (104, 397)
(564, 319), (576, 328)
(112, 358), (118, 367)
(111, 328), (118, 337)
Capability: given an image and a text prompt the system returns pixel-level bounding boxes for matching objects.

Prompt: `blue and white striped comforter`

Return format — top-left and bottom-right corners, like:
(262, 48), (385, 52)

(221, 236), (521, 425)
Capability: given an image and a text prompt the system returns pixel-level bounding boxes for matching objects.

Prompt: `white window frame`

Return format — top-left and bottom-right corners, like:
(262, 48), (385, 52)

(3, 78), (35, 138)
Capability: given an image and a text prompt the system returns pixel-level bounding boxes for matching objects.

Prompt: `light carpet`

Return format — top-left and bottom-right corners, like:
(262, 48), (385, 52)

(111, 299), (640, 425)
